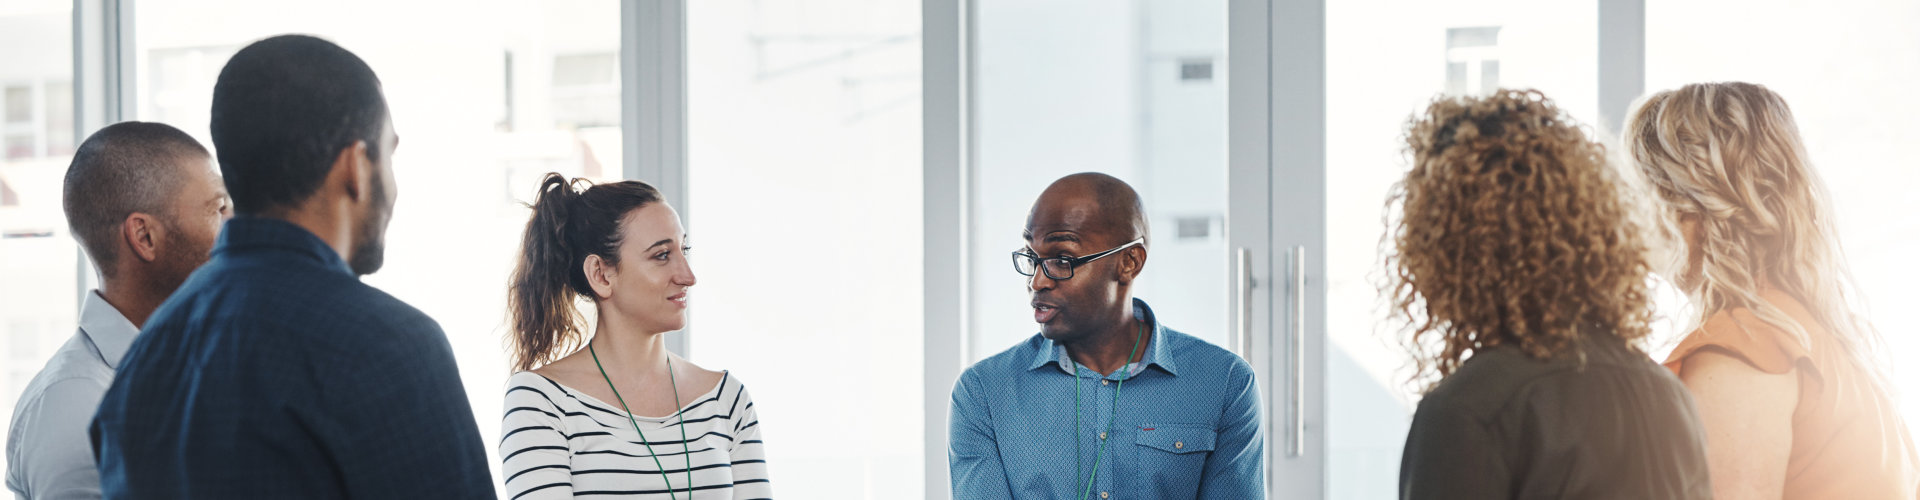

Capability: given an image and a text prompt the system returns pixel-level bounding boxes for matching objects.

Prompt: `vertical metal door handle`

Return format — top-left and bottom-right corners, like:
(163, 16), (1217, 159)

(1288, 245), (1305, 458)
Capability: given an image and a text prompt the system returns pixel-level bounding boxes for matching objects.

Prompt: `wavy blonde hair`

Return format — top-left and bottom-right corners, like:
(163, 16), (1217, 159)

(1387, 89), (1655, 390)
(1623, 81), (1888, 381)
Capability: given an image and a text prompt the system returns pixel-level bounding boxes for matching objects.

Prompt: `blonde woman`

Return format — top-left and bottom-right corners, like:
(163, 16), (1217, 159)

(1392, 89), (1711, 499)
(1625, 82), (1919, 499)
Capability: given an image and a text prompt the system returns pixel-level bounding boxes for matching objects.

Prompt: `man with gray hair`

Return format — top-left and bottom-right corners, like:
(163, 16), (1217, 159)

(5, 121), (228, 499)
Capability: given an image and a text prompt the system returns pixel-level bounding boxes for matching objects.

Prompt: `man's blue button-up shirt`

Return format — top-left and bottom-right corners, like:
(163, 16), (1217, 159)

(950, 298), (1264, 500)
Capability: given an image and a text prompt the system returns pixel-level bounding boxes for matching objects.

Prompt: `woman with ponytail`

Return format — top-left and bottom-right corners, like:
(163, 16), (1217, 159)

(499, 173), (772, 499)
(1626, 82), (1917, 499)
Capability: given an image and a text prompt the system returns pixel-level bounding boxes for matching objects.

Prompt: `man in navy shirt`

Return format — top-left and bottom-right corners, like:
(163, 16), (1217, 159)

(89, 35), (495, 498)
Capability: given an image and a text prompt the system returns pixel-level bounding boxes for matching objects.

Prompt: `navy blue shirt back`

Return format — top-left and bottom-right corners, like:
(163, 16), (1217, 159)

(90, 217), (496, 499)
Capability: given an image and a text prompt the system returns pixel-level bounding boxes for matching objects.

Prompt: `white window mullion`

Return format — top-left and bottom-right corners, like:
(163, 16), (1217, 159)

(71, 0), (135, 311)
(621, 0), (692, 356)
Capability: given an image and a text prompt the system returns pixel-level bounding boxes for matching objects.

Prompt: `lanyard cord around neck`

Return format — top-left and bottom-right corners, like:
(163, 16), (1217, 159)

(1074, 319), (1146, 500)
(591, 343), (695, 500)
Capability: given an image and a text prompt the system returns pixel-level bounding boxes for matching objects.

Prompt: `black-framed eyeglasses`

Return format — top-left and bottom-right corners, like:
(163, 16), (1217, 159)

(1011, 237), (1145, 280)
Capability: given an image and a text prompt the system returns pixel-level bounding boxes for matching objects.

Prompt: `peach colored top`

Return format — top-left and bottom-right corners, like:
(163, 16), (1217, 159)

(1665, 289), (1920, 499)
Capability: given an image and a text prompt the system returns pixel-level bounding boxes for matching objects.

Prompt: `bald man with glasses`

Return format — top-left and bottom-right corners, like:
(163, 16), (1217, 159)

(949, 172), (1264, 500)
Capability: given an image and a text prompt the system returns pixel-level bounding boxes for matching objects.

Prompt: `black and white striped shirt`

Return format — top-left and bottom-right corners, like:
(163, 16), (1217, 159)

(500, 371), (771, 499)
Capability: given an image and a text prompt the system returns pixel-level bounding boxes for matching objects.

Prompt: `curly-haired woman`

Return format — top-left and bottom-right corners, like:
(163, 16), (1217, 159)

(1391, 90), (1711, 500)
(1626, 82), (1918, 499)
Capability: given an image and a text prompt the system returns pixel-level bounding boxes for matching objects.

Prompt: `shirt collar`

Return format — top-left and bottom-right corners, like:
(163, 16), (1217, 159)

(214, 216), (354, 276)
(1026, 298), (1180, 377)
(79, 290), (140, 368)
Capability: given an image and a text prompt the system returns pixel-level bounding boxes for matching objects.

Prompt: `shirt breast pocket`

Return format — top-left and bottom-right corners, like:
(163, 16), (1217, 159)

(1132, 424), (1216, 494)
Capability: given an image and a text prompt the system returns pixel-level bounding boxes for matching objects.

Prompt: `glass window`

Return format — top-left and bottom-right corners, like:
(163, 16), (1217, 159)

(4, 86), (30, 123)
(548, 51), (620, 129)
(686, 1), (924, 498)
(42, 81), (73, 156)
(2, 136), (30, 160)
(0, 0), (76, 478)
(971, 0), (1232, 360)
(1646, 0), (1920, 434)
(135, 1), (621, 494)
(1325, 1), (1598, 497)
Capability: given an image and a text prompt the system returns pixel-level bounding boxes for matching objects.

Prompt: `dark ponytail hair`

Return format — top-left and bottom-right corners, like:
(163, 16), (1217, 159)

(508, 172), (665, 372)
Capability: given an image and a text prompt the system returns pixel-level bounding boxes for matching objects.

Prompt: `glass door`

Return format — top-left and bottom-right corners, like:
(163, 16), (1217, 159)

(964, 3), (1276, 498)
(970, 0), (1234, 359)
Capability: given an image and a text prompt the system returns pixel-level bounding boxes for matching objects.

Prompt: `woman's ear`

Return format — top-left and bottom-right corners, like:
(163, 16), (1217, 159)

(583, 254), (616, 300)
(122, 213), (162, 263)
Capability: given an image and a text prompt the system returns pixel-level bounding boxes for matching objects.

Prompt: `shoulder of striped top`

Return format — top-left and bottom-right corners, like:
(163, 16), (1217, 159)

(501, 371), (577, 435)
(723, 373), (763, 442)
(715, 372), (754, 420)
(503, 371), (566, 410)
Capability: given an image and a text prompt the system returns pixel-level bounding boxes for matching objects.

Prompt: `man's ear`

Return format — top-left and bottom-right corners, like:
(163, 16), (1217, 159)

(122, 213), (162, 263)
(1116, 245), (1146, 285)
(331, 140), (371, 203)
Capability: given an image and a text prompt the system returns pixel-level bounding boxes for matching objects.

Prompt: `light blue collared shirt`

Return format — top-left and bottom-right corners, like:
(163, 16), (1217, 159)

(7, 291), (138, 500)
(950, 298), (1264, 500)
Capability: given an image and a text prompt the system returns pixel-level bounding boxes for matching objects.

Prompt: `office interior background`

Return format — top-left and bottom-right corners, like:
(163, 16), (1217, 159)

(1, 0), (1916, 498)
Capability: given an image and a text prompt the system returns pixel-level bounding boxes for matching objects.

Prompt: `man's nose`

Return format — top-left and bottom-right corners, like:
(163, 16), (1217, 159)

(1028, 269), (1056, 292)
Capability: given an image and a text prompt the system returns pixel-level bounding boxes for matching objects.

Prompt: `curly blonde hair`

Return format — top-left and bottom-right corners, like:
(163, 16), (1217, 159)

(1387, 89), (1655, 390)
(1624, 82), (1888, 383)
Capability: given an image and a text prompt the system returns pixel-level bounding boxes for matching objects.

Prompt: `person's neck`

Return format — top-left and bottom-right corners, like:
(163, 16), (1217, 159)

(271, 204), (355, 265)
(1063, 305), (1149, 377)
(590, 313), (673, 384)
(96, 279), (163, 328)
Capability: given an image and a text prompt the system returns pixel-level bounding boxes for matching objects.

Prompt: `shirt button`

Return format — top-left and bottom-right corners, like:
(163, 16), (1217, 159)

(1101, 379), (1110, 386)
(1175, 441), (1184, 449)
(1099, 432), (1107, 440)
(1100, 492), (1110, 499)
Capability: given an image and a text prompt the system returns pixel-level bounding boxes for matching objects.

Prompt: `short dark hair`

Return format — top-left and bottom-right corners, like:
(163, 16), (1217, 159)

(62, 121), (211, 277)
(211, 34), (388, 215)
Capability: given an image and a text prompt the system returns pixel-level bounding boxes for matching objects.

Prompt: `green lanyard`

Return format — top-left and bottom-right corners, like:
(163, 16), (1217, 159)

(1074, 320), (1146, 500)
(591, 344), (695, 500)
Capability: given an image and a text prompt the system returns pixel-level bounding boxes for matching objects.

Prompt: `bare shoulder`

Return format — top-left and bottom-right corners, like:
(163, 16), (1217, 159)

(1681, 346), (1797, 500)
(1679, 347), (1791, 382)
(671, 354), (728, 393)
(1679, 347), (1799, 410)
(531, 350), (597, 389)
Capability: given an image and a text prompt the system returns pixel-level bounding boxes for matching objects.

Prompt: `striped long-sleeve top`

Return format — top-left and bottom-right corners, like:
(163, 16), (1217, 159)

(501, 370), (772, 500)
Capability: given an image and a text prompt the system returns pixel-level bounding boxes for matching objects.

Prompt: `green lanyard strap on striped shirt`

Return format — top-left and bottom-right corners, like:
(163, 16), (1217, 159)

(591, 344), (695, 500)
